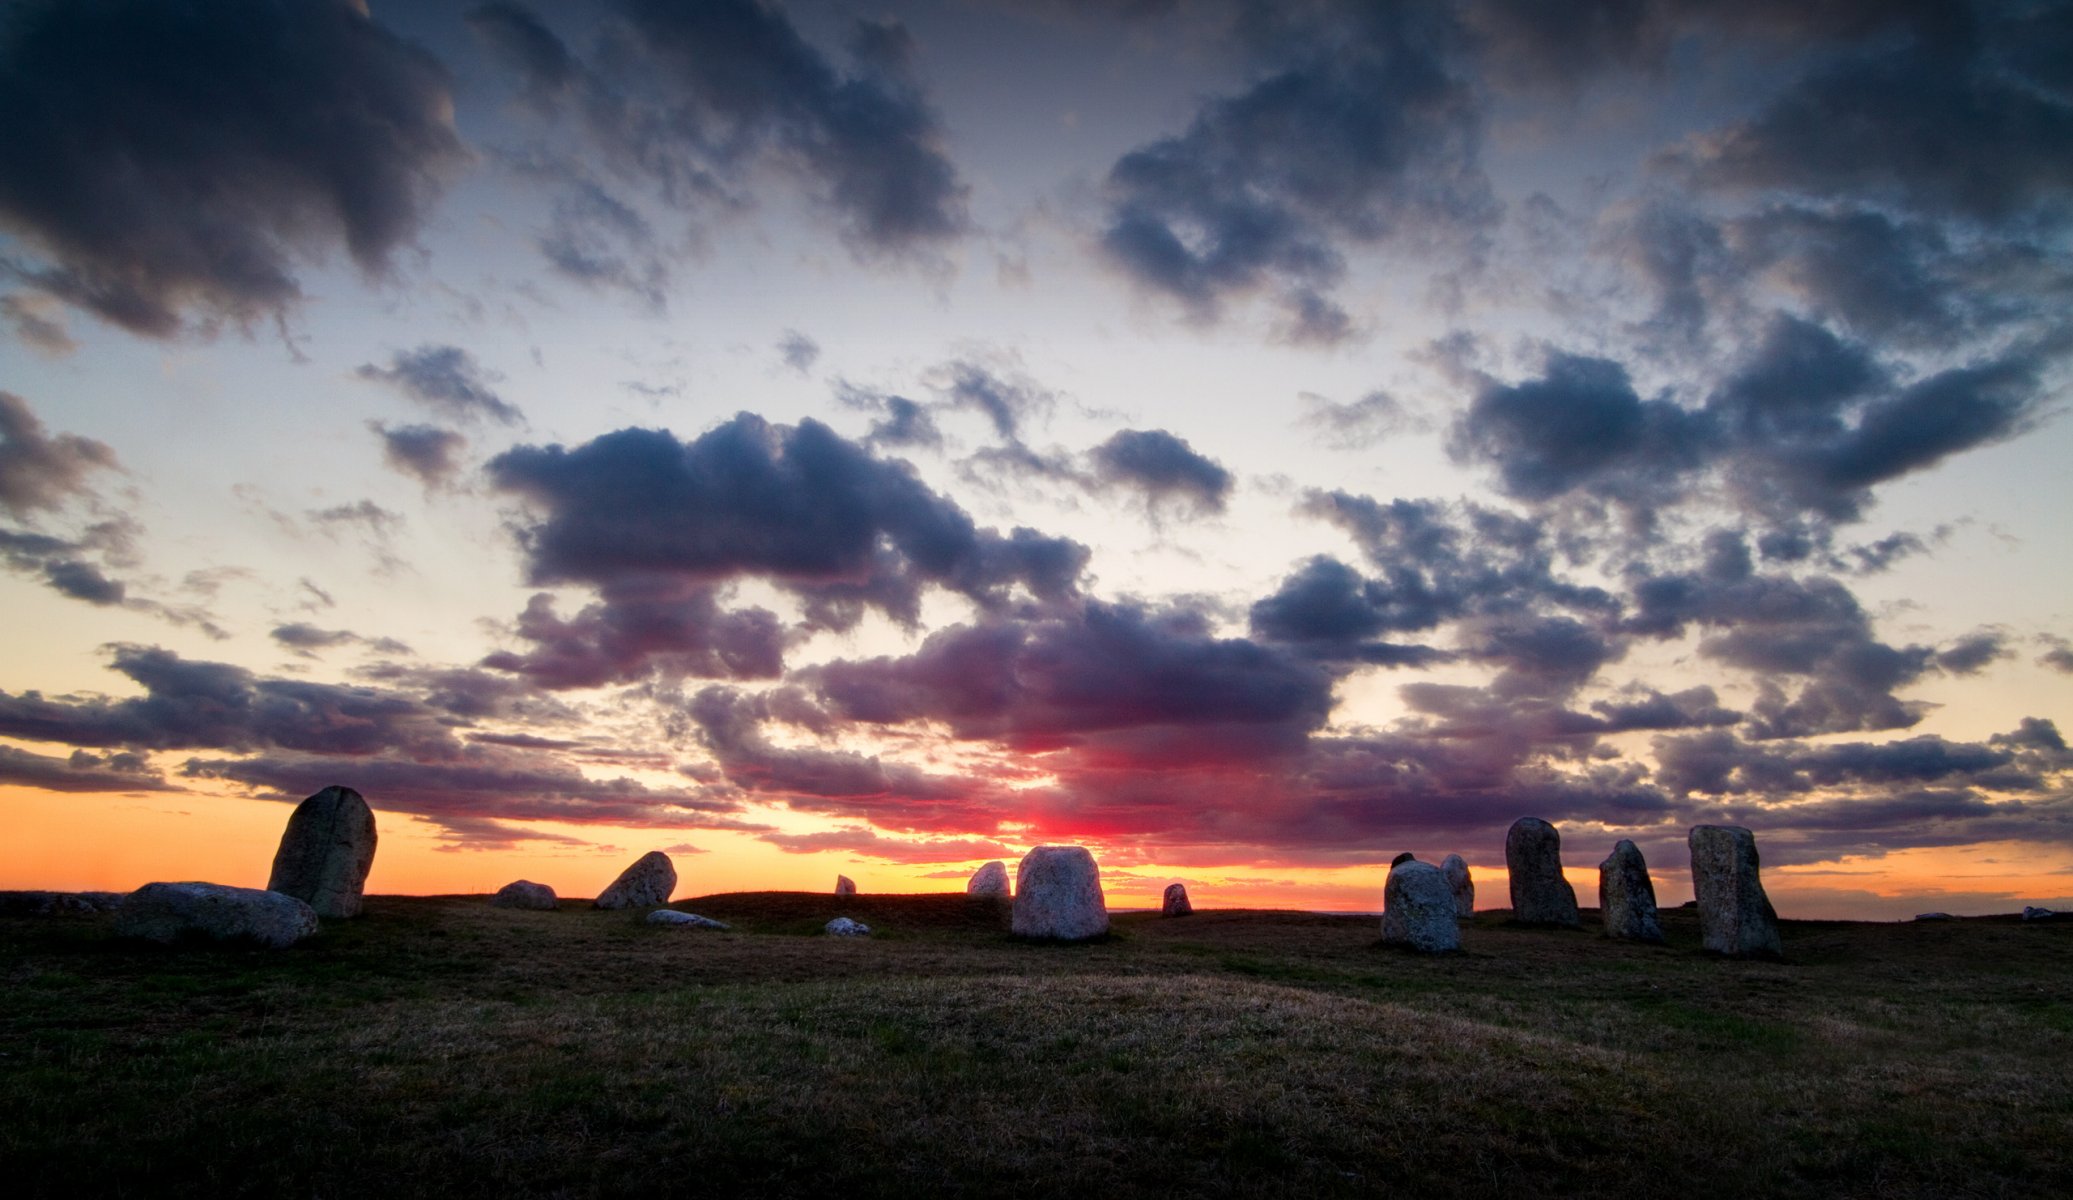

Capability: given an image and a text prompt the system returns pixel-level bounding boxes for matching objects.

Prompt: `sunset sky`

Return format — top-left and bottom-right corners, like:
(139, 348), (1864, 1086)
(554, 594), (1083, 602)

(3, 0), (2071, 918)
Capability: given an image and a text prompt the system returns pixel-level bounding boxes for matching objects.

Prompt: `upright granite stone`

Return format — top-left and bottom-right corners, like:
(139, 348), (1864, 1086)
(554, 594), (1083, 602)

(491, 880), (558, 910)
(1390, 852), (1416, 867)
(594, 851), (676, 910)
(835, 875), (857, 897)
(266, 785), (377, 918)
(967, 860), (1010, 898)
(1011, 845), (1109, 940)
(1689, 825), (1782, 958)
(1440, 854), (1474, 920)
(1162, 882), (1193, 916)
(1505, 817), (1580, 927)
(115, 882), (318, 948)
(1598, 840), (1664, 943)
(1382, 860), (1460, 953)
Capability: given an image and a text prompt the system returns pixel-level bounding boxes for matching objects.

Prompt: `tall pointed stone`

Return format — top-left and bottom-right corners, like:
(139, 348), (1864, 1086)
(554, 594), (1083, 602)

(1440, 853), (1474, 920)
(1598, 839), (1664, 943)
(835, 874), (857, 897)
(1161, 882), (1193, 916)
(1505, 817), (1580, 927)
(266, 785), (377, 918)
(594, 851), (676, 910)
(1011, 845), (1108, 940)
(967, 860), (1010, 898)
(1689, 825), (1782, 958)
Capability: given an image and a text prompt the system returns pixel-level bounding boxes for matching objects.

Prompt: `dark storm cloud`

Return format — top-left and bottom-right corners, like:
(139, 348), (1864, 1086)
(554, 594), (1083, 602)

(1099, 3), (1491, 335)
(570, 0), (967, 260)
(370, 422), (468, 491)
(355, 346), (523, 425)
(482, 579), (784, 689)
(1245, 556), (1449, 667)
(1726, 206), (1971, 346)
(1087, 429), (1234, 517)
(466, 1), (579, 112)
(487, 414), (1087, 625)
(0, 0), (464, 335)
(0, 745), (170, 793)
(1934, 632), (2008, 676)
(0, 393), (119, 517)
(42, 559), (125, 605)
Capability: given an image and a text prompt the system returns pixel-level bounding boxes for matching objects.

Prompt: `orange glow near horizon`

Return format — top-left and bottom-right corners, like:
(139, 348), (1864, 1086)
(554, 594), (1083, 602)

(6, 786), (2071, 922)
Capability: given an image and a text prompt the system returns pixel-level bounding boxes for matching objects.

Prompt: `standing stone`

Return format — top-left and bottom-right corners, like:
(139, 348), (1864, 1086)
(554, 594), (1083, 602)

(967, 860), (1011, 899)
(1162, 882), (1193, 916)
(1598, 840), (1665, 943)
(491, 880), (558, 910)
(835, 875), (857, 897)
(1390, 851), (1416, 867)
(594, 851), (676, 910)
(1011, 845), (1109, 940)
(266, 785), (378, 918)
(1689, 825), (1783, 958)
(114, 882), (318, 949)
(1440, 854), (1474, 920)
(1381, 860), (1460, 953)
(1505, 817), (1580, 927)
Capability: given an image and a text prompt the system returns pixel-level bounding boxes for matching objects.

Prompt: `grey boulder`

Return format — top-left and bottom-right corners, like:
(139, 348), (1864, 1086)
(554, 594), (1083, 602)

(1381, 860), (1460, 953)
(2022, 906), (2065, 923)
(835, 874), (857, 897)
(595, 851), (676, 909)
(1440, 854), (1474, 920)
(825, 916), (871, 937)
(266, 785), (377, 918)
(1162, 882), (1193, 916)
(1011, 845), (1109, 940)
(967, 860), (1010, 898)
(647, 909), (729, 930)
(491, 880), (558, 910)
(1506, 817), (1580, 927)
(114, 882), (318, 949)
(1598, 839), (1665, 943)
(1689, 825), (1783, 958)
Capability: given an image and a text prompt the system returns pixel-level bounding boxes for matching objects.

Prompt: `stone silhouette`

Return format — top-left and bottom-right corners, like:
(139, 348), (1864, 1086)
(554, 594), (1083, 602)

(491, 880), (557, 910)
(115, 882), (318, 949)
(1011, 845), (1109, 940)
(1382, 860), (1460, 953)
(266, 785), (377, 918)
(1439, 854), (1474, 919)
(1390, 851), (1416, 867)
(835, 874), (857, 897)
(1162, 882), (1193, 916)
(1505, 817), (1580, 927)
(648, 909), (729, 929)
(1598, 840), (1664, 943)
(594, 851), (676, 909)
(967, 860), (1010, 898)
(1689, 825), (1782, 958)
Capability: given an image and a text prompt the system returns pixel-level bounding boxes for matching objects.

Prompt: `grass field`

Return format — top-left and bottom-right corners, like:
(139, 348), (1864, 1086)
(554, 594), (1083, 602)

(4, 893), (2070, 1197)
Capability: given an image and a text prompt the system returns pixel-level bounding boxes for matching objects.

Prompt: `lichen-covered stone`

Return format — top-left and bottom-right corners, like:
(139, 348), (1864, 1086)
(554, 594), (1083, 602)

(114, 882), (318, 948)
(1162, 882), (1193, 916)
(1598, 839), (1664, 943)
(835, 875), (856, 897)
(824, 916), (871, 937)
(1382, 860), (1460, 953)
(647, 909), (729, 930)
(490, 880), (557, 910)
(1505, 817), (1580, 927)
(594, 851), (676, 909)
(266, 785), (377, 918)
(1439, 854), (1475, 920)
(1011, 845), (1109, 940)
(1689, 825), (1783, 958)
(967, 860), (1010, 898)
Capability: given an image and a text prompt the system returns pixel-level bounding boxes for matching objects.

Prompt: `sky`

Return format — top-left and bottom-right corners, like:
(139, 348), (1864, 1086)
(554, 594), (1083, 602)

(2, 0), (2071, 918)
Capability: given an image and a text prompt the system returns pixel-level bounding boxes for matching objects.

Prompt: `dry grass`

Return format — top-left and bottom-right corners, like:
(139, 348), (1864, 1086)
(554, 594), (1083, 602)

(3, 894), (2069, 1197)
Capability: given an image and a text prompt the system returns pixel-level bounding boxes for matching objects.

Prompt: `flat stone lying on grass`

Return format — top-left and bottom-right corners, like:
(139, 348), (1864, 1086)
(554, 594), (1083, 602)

(266, 784), (377, 918)
(967, 860), (1010, 898)
(595, 851), (676, 910)
(1440, 854), (1473, 919)
(114, 882), (318, 949)
(825, 917), (870, 937)
(1914, 912), (1956, 922)
(1382, 860), (1459, 953)
(1162, 882), (1193, 916)
(1506, 817), (1580, 927)
(1012, 845), (1109, 941)
(647, 910), (729, 930)
(0, 890), (127, 916)
(835, 875), (856, 897)
(1690, 825), (1783, 958)
(1599, 839), (1665, 944)
(491, 880), (558, 910)
(2023, 906), (2065, 922)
